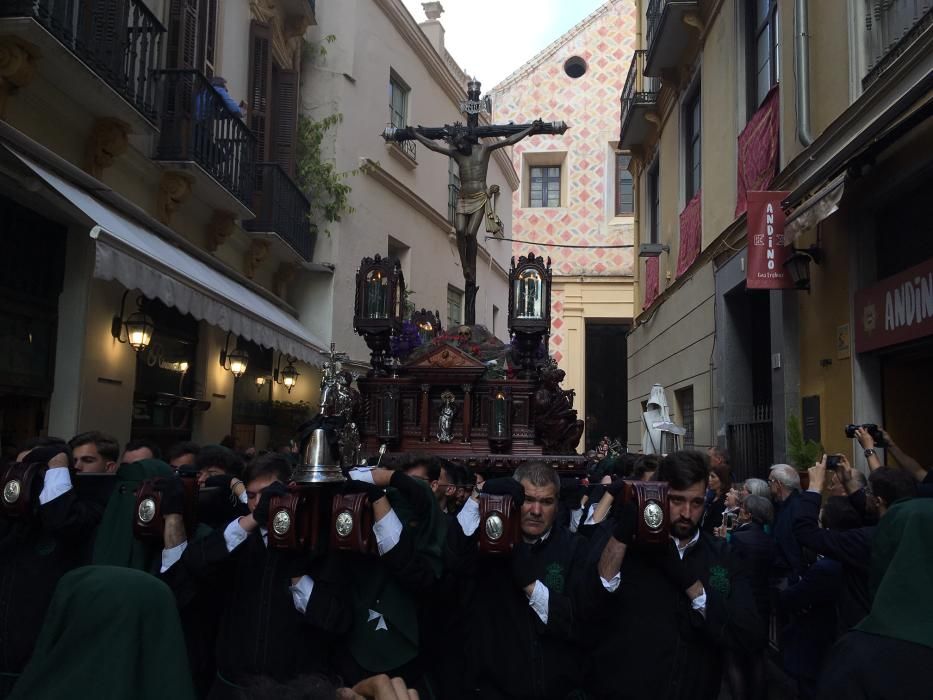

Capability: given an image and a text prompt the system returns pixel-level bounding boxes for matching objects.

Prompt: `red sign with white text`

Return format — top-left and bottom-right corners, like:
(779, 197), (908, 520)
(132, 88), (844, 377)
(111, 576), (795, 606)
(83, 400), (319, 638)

(746, 190), (793, 289)
(854, 256), (933, 353)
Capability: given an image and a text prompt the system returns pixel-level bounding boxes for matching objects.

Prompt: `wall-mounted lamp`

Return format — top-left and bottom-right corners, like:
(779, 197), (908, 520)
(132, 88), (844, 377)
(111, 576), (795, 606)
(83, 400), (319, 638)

(219, 331), (249, 380)
(783, 245), (823, 291)
(111, 290), (154, 352)
(273, 353), (299, 393)
(638, 243), (670, 258)
(255, 375), (268, 393)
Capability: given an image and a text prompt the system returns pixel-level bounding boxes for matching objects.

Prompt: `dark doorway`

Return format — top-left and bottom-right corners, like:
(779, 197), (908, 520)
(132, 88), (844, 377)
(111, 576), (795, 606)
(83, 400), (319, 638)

(585, 322), (629, 450)
(882, 341), (933, 469)
(722, 286), (773, 480)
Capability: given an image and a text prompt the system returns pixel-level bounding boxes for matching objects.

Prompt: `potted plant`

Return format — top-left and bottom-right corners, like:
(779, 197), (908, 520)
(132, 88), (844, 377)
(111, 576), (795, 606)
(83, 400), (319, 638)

(786, 413), (823, 490)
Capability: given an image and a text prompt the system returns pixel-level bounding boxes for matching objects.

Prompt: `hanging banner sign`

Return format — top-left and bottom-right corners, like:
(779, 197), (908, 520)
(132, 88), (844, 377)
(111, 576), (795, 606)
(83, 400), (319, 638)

(746, 190), (794, 289)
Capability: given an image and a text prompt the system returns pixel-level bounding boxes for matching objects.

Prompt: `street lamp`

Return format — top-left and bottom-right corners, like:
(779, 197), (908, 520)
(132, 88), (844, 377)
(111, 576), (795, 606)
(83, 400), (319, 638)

(219, 331), (249, 380)
(111, 290), (154, 352)
(274, 353), (300, 393)
(783, 245), (823, 291)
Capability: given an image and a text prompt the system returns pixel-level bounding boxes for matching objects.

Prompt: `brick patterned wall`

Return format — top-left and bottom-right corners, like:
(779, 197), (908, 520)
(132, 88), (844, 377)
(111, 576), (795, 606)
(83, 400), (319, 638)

(492, 0), (637, 362)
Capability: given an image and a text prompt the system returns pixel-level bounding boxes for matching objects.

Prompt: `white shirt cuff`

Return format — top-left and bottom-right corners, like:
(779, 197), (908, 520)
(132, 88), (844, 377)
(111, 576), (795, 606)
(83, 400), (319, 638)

(528, 580), (549, 624)
(584, 506), (599, 526)
(457, 497), (481, 536)
(692, 586), (707, 617)
(238, 490), (248, 504)
(290, 574), (315, 613)
(38, 467), (72, 505)
(224, 518), (250, 552)
(600, 572), (621, 592)
(348, 467), (375, 484)
(160, 541), (188, 574)
(569, 508), (583, 533)
(374, 508), (404, 555)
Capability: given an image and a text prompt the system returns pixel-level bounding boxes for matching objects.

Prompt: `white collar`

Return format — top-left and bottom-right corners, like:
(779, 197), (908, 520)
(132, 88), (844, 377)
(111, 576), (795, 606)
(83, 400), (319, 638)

(672, 529), (700, 558)
(524, 526), (553, 545)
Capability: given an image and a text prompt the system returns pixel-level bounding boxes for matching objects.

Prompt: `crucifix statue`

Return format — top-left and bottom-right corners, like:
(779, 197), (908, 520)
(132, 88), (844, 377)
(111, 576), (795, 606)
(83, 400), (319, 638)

(383, 79), (568, 325)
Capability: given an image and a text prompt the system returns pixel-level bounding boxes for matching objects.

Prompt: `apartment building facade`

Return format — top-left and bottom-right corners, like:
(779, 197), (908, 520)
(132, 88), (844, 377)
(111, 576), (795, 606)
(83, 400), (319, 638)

(622, 0), (932, 475)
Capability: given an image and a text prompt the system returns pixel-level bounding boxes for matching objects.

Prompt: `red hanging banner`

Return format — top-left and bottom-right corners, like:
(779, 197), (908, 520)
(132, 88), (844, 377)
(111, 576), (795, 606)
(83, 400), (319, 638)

(676, 191), (702, 278)
(746, 190), (793, 289)
(643, 257), (660, 310)
(736, 86), (780, 217)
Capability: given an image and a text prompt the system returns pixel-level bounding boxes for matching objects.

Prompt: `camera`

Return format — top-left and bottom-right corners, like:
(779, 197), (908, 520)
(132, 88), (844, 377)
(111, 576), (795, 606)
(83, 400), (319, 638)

(844, 423), (887, 447)
(826, 454), (843, 470)
(724, 511), (737, 530)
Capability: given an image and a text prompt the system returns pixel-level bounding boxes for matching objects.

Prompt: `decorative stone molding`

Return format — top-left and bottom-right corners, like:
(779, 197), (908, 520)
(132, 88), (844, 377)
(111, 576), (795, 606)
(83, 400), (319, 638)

(249, 0), (305, 69)
(206, 210), (237, 252)
(0, 36), (40, 117)
(245, 239), (270, 279)
(84, 118), (130, 178)
(275, 260), (300, 298)
(156, 171), (195, 225)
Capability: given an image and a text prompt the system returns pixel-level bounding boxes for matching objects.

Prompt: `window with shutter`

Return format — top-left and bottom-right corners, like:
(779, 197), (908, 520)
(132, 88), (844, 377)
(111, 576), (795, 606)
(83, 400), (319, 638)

(167, 0), (200, 69)
(198, 0), (219, 77)
(248, 21), (273, 164)
(271, 67), (299, 176)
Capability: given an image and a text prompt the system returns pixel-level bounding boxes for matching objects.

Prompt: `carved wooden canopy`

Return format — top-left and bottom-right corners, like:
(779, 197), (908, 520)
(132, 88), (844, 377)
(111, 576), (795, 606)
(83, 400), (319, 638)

(403, 342), (487, 383)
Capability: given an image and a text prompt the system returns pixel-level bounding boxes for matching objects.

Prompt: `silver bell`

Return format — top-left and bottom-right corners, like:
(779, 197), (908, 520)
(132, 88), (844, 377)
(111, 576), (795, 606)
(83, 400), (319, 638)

(292, 428), (346, 484)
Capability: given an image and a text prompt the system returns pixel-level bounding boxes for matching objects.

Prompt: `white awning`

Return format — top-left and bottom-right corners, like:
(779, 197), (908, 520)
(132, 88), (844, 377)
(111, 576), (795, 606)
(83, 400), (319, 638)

(13, 150), (327, 366)
(783, 173), (846, 245)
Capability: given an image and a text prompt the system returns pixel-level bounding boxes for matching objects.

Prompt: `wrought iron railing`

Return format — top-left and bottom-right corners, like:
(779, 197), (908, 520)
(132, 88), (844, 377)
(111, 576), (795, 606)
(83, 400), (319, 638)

(619, 50), (660, 139)
(245, 163), (315, 261)
(863, 0), (933, 87)
(400, 138), (417, 161)
(1, 0), (166, 122)
(726, 404), (774, 482)
(154, 69), (256, 207)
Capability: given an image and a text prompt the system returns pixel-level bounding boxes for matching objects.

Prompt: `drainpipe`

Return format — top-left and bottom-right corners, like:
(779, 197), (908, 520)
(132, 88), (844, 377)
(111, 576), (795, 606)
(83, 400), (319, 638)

(795, 0), (813, 146)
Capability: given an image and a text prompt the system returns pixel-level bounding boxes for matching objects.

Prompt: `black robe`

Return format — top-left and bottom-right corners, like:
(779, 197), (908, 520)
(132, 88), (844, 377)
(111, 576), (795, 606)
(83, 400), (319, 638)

(452, 522), (591, 700)
(586, 527), (765, 700)
(0, 488), (102, 698)
(163, 524), (351, 693)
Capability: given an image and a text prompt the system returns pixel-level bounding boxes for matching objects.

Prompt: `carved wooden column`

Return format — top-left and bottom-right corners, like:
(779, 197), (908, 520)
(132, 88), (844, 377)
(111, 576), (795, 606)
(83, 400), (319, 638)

(419, 383), (430, 442)
(461, 384), (472, 444)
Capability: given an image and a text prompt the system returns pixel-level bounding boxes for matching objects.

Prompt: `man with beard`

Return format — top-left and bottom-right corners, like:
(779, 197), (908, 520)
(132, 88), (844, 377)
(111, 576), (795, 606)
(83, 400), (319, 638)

(589, 450), (764, 700)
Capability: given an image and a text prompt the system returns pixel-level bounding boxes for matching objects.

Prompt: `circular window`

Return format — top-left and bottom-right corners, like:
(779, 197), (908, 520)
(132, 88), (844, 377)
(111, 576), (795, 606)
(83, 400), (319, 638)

(564, 56), (587, 79)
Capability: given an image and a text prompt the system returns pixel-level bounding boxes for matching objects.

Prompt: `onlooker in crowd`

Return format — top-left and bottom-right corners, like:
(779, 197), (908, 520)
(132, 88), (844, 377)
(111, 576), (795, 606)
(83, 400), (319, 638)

(817, 498), (933, 699)
(794, 457), (917, 632)
(167, 441), (200, 471)
(722, 494), (774, 700)
(769, 464), (805, 584)
(121, 438), (161, 464)
(8, 566), (196, 700)
(780, 496), (859, 700)
(743, 477), (770, 500)
(68, 431), (120, 473)
(592, 450), (764, 700)
(701, 462), (732, 534)
(708, 445), (730, 469)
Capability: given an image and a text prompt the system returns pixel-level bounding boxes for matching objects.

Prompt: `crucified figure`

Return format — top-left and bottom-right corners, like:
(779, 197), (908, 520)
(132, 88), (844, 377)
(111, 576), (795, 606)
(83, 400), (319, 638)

(410, 121), (539, 326)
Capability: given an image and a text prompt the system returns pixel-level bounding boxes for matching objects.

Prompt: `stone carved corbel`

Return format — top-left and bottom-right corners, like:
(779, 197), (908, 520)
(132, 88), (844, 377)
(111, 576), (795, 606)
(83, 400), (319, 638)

(245, 239), (270, 279)
(275, 261), (300, 298)
(0, 37), (40, 117)
(206, 210), (237, 252)
(156, 171), (195, 225)
(683, 12), (705, 34)
(84, 118), (131, 178)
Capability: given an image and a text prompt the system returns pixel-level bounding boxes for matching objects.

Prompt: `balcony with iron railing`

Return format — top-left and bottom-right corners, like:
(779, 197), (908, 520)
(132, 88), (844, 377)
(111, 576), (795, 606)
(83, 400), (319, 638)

(863, 0), (933, 88)
(644, 0), (699, 77)
(619, 50), (660, 150)
(244, 163), (315, 261)
(0, 0), (165, 129)
(153, 69), (256, 213)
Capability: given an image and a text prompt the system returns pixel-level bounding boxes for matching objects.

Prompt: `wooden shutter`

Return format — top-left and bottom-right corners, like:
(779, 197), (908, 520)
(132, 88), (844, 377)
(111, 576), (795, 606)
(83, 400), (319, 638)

(167, 0), (200, 69)
(271, 67), (300, 176)
(248, 21), (273, 164)
(84, 0), (128, 81)
(197, 0), (218, 77)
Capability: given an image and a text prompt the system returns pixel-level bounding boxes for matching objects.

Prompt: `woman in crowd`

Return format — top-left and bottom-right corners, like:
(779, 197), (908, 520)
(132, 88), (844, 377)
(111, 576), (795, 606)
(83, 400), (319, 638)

(702, 462), (732, 534)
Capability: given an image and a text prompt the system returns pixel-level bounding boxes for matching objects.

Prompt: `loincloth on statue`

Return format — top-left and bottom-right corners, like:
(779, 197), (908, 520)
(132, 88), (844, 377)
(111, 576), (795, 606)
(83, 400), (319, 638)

(456, 189), (502, 234)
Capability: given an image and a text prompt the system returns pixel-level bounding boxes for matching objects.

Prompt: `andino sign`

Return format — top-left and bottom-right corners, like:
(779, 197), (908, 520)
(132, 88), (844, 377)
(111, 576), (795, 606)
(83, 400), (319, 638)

(746, 191), (793, 289)
(854, 256), (933, 352)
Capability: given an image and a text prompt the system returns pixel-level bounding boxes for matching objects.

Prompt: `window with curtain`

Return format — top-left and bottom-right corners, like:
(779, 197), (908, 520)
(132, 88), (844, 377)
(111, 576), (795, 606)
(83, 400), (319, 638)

(748, 0), (779, 114)
(389, 73), (409, 129)
(615, 153), (634, 215)
(684, 90), (701, 200)
(447, 286), (463, 328)
(529, 166), (561, 207)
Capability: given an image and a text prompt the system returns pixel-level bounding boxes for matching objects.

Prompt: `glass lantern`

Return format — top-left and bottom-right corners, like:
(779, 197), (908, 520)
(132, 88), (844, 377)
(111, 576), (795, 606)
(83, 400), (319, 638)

(354, 254), (406, 376)
(508, 252), (552, 336)
(378, 389), (400, 442)
(365, 270), (389, 319)
(488, 387), (511, 452)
